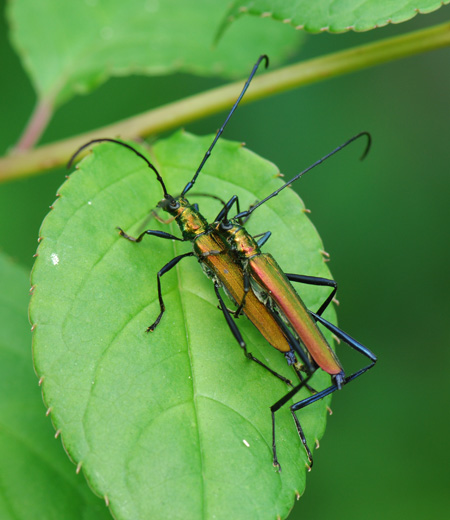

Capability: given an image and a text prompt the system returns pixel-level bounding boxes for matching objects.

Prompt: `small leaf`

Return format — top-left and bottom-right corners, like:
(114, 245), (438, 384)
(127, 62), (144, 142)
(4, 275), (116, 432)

(221, 0), (450, 34)
(0, 252), (111, 520)
(7, 0), (300, 108)
(30, 132), (337, 520)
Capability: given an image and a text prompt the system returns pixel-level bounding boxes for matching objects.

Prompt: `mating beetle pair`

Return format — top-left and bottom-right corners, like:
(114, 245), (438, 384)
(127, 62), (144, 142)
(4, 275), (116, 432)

(69, 55), (377, 470)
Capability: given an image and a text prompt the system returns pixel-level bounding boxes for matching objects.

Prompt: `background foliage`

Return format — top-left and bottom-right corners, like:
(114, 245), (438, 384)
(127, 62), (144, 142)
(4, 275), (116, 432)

(1, 0), (449, 518)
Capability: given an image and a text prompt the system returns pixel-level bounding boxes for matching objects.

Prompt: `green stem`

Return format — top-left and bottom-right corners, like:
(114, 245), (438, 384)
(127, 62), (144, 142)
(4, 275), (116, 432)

(1, 20), (449, 182)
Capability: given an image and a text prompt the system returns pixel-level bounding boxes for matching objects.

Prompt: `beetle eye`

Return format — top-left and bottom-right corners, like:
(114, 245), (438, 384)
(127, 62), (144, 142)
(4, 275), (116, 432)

(220, 220), (232, 231)
(169, 200), (180, 210)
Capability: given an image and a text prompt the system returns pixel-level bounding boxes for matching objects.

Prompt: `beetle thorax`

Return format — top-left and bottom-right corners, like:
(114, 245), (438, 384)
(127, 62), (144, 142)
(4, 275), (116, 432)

(173, 197), (209, 239)
(230, 226), (260, 260)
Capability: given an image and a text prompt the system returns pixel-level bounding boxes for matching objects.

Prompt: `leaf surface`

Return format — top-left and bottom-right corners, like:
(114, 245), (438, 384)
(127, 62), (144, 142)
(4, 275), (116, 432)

(30, 132), (339, 520)
(7, 0), (300, 107)
(221, 0), (450, 33)
(0, 252), (111, 520)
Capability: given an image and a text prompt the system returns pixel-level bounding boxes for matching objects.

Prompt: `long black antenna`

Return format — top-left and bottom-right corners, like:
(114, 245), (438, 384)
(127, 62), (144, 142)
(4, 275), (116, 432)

(181, 55), (269, 197)
(67, 138), (170, 198)
(234, 132), (372, 220)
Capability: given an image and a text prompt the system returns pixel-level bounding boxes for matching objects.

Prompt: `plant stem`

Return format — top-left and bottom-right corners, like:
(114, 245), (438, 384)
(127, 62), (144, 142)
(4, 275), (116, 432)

(1, 20), (450, 182)
(14, 97), (54, 152)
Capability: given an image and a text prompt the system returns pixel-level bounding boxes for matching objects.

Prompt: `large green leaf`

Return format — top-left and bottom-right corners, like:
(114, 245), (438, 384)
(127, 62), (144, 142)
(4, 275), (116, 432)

(0, 252), (111, 519)
(7, 0), (300, 108)
(221, 0), (450, 34)
(30, 131), (338, 520)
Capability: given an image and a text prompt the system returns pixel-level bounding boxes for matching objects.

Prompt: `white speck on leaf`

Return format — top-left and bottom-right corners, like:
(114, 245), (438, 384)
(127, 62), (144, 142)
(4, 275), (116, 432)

(243, 439), (250, 447)
(51, 253), (59, 265)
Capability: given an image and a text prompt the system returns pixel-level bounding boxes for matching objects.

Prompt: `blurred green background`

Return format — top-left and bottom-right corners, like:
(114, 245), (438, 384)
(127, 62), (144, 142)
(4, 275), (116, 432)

(1, 1), (449, 519)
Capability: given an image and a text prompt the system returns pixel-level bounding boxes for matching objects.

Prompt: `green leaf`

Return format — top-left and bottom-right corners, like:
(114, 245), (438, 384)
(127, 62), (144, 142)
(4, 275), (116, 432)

(7, 0), (300, 108)
(30, 131), (338, 520)
(0, 252), (111, 520)
(221, 0), (450, 34)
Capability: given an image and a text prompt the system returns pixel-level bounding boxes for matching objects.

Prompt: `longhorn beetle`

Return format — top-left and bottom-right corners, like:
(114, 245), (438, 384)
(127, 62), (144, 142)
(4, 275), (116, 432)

(69, 55), (377, 470)
(211, 136), (377, 469)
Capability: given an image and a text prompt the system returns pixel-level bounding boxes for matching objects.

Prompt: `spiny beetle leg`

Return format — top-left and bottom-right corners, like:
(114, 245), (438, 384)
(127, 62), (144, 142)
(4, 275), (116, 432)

(270, 373), (315, 471)
(117, 227), (186, 243)
(286, 273), (337, 317)
(291, 361), (376, 416)
(213, 284), (293, 387)
(148, 252), (195, 332)
(291, 410), (313, 469)
(272, 314), (377, 468)
(285, 363), (376, 467)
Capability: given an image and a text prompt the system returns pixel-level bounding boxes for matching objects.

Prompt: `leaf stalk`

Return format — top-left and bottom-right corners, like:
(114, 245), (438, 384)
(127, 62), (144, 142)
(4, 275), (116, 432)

(1, 20), (449, 182)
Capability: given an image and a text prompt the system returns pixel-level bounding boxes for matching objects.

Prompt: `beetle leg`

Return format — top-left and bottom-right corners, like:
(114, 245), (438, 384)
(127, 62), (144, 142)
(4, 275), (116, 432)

(270, 309), (316, 374)
(147, 252), (195, 332)
(118, 227), (185, 243)
(271, 325), (376, 470)
(309, 311), (377, 364)
(213, 283), (293, 387)
(270, 374), (315, 471)
(254, 231), (271, 248)
(286, 273), (337, 316)
(233, 268), (250, 318)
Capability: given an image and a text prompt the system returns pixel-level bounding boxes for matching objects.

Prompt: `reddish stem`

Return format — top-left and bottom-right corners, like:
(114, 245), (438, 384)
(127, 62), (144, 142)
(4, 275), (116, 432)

(14, 97), (54, 152)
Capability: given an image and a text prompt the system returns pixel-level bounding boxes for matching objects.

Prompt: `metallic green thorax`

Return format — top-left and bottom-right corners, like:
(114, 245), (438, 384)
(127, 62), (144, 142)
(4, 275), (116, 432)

(218, 222), (344, 376)
(160, 197), (209, 240)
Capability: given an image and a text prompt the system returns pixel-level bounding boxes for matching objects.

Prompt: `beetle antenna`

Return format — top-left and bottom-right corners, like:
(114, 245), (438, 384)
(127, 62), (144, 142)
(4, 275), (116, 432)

(234, 132), (372, 220)
(67, 138), (170, 198)
(181, 55), (269, 197)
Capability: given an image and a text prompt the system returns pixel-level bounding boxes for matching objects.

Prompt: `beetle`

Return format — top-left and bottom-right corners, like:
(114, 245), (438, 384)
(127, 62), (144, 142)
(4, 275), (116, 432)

(68, 56), (316, 390)
(69, 55), (376, 470)
(211, 138), (377, 468)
